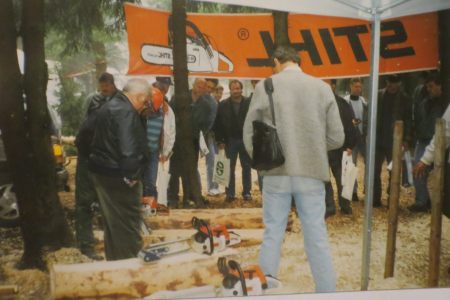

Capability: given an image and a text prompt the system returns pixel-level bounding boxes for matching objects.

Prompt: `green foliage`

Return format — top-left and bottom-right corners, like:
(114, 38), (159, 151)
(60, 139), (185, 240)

(45, 0), (140, 55)
(185, 0), (268, 13)
(45, 1), (140, 136)
(64, 144), (78, 156)
(54, 68), (86, 136)
(145, 0), (268, 13)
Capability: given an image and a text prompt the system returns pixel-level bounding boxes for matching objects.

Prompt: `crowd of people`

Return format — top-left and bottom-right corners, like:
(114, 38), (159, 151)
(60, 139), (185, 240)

(72, 45), (449, 293)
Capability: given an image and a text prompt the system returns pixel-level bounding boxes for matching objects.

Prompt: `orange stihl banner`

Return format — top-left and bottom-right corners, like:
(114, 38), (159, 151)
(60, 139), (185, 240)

(125, 3), (438, 78)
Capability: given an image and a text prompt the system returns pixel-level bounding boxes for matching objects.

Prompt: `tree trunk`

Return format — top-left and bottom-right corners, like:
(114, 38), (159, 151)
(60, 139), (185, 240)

(144, 208), (297, 230)
(171, 0), (204, 207)
(439, 9), (450, 101)
(273, 11), (290, 47)
(146, 208), (265, 229)
(50, 249), (237, 299)
(0, 0), (73, 270)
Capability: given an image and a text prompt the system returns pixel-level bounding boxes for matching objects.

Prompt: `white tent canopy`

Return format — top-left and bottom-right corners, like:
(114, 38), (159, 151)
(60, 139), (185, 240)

(197, 0), (450, 20)
(193, 0), (450, 292)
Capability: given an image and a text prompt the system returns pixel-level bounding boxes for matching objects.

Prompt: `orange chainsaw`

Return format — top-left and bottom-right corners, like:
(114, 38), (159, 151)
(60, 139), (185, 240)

(144, 258), (282, 299)
(139, 217), (240, 263)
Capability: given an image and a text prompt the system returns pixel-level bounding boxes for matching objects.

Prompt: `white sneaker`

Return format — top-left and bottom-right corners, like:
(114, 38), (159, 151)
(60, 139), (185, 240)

(208, 188), (221, 196)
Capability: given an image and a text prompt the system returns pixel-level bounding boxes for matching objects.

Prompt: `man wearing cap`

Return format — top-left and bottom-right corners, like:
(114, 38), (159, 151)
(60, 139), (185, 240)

(374, 74), (412, 207)
(142, 78), (176, 212)
(74, 72), (118, 260)
(88, 78), (150, 260)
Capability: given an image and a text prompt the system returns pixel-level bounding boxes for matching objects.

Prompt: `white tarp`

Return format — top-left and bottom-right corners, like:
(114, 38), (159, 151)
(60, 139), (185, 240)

(197, 0), (450, 20)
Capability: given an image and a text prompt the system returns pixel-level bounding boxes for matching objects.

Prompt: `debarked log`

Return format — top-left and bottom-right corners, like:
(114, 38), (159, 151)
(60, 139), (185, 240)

(145, 208), (296, 230)
(50, 248), (238, 299)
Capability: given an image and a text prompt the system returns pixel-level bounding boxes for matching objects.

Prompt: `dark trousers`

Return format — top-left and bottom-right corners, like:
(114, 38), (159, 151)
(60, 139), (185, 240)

(75, 155), (98, 252)
(167, 139), (200, 206)
(90, 172), (143, 261)
(142, 151), (159, 197)
(225, 138), (252, 198)
(325, 151), (345, 212)
(374, 146), (392, 206)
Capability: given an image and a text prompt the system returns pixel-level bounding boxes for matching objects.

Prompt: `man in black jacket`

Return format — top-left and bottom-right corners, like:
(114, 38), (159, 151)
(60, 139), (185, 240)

(88, 78), (150, 261)
(375, 74), (412, 207)
(214, 79), (252, 202)
(410, 73), (447, 212)
(74, 72), (117, 260)
(325, 80), (359, 217)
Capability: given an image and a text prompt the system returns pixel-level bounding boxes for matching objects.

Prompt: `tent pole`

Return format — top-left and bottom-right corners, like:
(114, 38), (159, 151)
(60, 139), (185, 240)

(361, 9), (381, 291)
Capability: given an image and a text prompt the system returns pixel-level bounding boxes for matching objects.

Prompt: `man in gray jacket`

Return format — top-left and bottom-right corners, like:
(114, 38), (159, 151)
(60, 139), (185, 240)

(243, 46), (344, 292)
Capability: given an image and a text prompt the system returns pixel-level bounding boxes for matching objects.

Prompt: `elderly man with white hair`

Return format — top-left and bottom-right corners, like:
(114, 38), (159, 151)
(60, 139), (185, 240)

(88, 78), (151, 261)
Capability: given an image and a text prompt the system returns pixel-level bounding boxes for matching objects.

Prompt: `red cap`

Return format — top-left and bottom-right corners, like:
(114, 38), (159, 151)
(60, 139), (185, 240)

(152, 88), (164, 111)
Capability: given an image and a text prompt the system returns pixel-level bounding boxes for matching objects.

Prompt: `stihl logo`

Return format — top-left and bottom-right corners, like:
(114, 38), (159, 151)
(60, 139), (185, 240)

(247, 20), (415, 67)
(125, 4), (437, 77)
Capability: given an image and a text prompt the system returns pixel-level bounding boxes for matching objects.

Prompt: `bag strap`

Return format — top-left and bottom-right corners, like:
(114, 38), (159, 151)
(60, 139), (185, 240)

(264, 78), (276, 126)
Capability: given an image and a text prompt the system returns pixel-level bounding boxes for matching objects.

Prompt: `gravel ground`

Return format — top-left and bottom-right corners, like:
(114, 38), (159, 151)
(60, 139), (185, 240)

(0, 156), (449, 299)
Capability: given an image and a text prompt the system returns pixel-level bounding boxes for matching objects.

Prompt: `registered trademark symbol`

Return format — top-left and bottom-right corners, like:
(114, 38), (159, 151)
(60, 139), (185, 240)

(238, 28), (249, 40)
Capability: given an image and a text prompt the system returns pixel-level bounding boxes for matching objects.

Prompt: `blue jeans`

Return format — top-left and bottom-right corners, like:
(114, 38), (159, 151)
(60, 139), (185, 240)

(414, 141), (431, 206)
(225, 138), (252, 198)
(205, 134), (218, 191)
(143, 151), (159, 197)
(259, 176), (336, 293)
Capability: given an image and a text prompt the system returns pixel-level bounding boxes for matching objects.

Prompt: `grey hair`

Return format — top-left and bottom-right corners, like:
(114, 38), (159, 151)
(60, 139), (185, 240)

(272, 46), (300, 65)
(123, 78), (151, 95)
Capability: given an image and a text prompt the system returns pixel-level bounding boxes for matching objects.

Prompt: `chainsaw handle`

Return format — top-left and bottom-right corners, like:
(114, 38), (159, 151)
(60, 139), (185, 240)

(228, 260), (248, 296)
(211, 224), (230, 240)
(192, 217), (214, 255)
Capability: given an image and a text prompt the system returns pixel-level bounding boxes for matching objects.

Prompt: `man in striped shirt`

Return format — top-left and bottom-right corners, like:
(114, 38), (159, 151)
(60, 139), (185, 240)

(142, 78), (176, 212)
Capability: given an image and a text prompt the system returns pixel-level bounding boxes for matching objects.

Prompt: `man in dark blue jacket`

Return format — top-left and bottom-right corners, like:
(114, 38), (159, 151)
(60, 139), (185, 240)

(214, 79), (252, 202)
(88, 78), (150, 261)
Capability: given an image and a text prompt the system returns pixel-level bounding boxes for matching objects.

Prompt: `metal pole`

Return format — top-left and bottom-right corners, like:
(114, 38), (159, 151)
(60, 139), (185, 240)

(361, 2), (381, 291)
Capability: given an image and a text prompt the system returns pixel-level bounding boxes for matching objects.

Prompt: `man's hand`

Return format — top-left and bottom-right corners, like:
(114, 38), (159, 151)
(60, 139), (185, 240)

(413, 161), (429, 179)
(160, 155), (168, 163)
(123, 177), (137, 187)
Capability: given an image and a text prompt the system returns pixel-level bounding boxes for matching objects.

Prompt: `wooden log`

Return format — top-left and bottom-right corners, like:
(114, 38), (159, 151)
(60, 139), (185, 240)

(145, 208), (264, 229)
(428, 119), (445, 287)
(384, 121), (403, 278)
(0, 285), (18, 296)
(144, 208), (296, 230)
(50, 248), (238, 299)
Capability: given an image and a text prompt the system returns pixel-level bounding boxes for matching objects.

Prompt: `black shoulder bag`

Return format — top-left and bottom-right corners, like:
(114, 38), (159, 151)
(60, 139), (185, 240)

(251, 78), (285, 171)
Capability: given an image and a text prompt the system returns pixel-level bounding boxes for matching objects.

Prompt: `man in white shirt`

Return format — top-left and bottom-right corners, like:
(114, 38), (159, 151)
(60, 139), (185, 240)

(343, 77), (367, 202)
